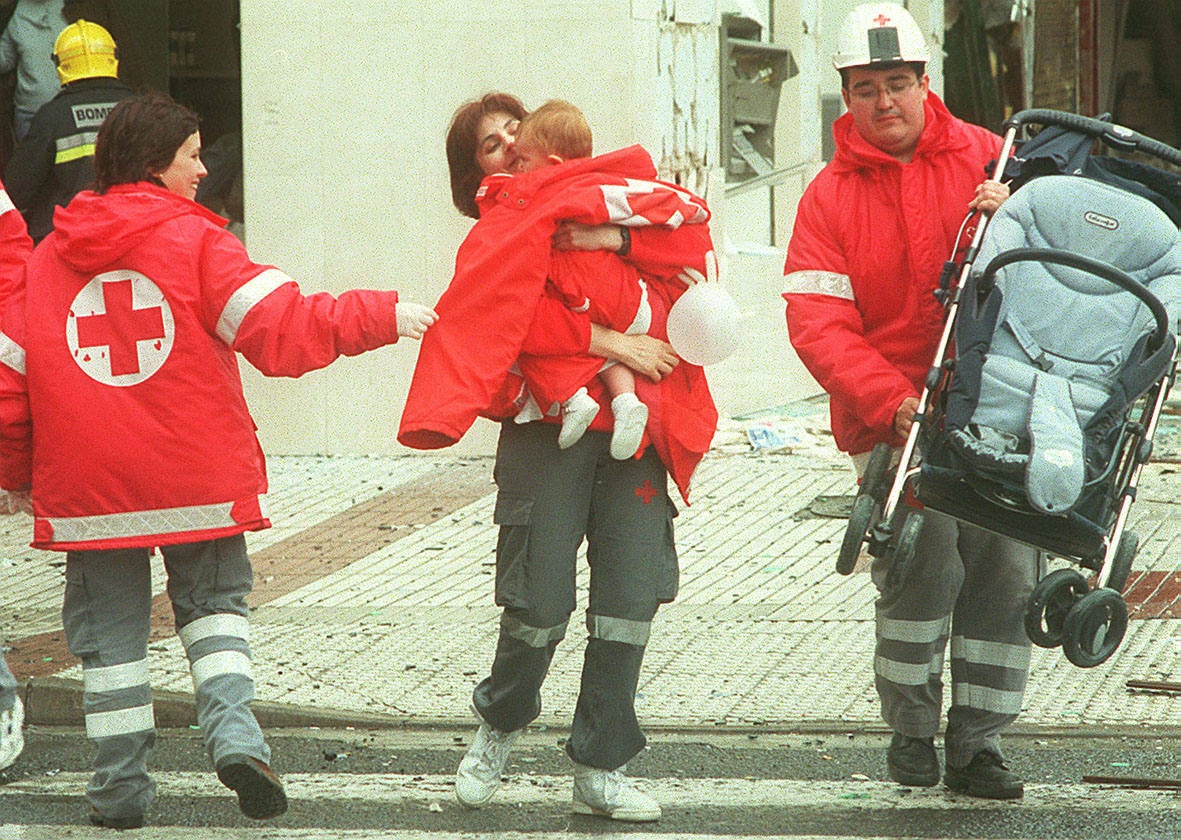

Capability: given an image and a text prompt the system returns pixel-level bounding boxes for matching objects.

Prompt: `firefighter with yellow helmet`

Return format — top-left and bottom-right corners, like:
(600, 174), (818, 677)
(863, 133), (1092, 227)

(5, 18), (132, 242)
(52, 17), (117, 83)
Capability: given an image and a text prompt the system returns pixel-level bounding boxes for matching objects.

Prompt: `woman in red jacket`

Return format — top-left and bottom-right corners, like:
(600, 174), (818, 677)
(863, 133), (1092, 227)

(0, 92), (436, 828)
(434, 92), (716, 823)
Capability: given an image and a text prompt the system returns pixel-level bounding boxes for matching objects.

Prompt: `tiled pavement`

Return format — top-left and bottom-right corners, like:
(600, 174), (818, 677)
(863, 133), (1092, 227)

(2, 405), (1179, 734)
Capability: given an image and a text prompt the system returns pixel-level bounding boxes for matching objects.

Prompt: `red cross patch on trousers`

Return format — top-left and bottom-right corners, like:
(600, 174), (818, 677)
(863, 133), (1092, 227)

(635, 480), (658, 505)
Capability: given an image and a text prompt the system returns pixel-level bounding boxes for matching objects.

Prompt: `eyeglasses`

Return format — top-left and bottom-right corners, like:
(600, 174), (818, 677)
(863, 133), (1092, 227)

(847, 77), (920, 103)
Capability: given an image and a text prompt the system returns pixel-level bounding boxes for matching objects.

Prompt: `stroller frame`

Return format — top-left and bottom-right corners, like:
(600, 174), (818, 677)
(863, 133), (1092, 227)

(838, 109), (1181, 668)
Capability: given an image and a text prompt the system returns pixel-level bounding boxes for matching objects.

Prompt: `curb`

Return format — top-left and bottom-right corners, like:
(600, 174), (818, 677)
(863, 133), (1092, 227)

(21, 677), (1181, 740)
(20, 676), (399, 730)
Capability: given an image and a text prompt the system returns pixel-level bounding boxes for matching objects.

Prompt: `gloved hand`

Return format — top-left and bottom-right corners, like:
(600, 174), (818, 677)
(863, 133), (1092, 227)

(1, 488), (32, 515)
(396, 302), (439, 340)
(676, 249), (720, 286)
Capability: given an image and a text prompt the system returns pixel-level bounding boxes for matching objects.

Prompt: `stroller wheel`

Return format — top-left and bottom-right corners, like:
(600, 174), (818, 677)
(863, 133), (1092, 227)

(1105, 531), (1138, 594)
(862, 443), (893, 503)
(1062, 589), (1128, 668)
(837, 494), (877, 575)
(1024, 568), (1089, 648)
(884, 511), (923, 590)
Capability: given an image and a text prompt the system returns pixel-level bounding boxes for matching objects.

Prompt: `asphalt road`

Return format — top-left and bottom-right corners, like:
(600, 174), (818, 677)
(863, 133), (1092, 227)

(2, 727), (1179, 838)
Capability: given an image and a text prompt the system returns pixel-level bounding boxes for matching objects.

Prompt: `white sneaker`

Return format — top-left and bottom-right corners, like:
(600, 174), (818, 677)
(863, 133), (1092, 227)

(0, 695), (24, 771)
(609, 393), (648, 460)
(455, 721), (520, 808)
(572, 762), (661, 822)
(558, 388), (600, 449)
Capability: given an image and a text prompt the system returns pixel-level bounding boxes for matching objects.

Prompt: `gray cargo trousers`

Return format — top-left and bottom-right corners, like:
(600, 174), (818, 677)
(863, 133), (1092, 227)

(871, 508), (1042, 768)
(62, 535), (269, 820)
(473, 420), (678, 770)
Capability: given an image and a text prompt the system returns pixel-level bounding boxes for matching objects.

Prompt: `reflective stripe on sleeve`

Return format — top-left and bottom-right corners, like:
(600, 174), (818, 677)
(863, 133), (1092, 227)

(0, 189), (14, 215)
(587, 614), (651, 647)
(85, 703), (154, 739)
(782, 270), (855, 301)
(0, 332), (26, 375)
(179, 613), (250, 649)
(952, 682), (1025, 715)
(625, 279), (651, 335)
(45, 501), (238, 544)
(191, 650), (252, 690)
(83, 659), (150, 694)
(500, 613), (567, 649)
(216, 268), (291, 344)
(950, 636), (1032, 671)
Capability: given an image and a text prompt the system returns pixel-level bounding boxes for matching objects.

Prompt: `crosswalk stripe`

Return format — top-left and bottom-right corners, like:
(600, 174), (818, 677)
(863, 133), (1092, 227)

(2, 772), (1179, 811)
(0, 828), (994, 840)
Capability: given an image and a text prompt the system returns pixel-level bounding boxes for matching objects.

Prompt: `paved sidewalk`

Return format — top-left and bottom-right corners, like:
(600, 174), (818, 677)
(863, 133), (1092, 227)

(2, 402), (1179, 734)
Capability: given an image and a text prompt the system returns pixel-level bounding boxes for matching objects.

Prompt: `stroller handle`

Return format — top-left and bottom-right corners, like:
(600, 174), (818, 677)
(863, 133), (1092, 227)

(1003, 110), (1181, 168)
(979, 247), (1174, 355)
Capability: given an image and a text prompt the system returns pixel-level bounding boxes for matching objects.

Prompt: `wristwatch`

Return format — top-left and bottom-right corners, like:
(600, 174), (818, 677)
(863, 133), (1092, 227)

(616, 226), (631, 256)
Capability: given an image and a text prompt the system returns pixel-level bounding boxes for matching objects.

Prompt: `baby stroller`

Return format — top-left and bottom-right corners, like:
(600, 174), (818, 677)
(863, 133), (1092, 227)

(838, 110), (1181, 668)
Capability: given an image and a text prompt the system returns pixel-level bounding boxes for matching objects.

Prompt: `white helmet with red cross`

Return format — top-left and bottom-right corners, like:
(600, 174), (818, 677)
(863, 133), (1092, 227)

(833, 3), (931, 70)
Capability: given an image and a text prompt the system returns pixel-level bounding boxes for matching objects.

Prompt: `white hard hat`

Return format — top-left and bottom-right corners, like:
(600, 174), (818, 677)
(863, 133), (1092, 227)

(833, 3), (931, 70)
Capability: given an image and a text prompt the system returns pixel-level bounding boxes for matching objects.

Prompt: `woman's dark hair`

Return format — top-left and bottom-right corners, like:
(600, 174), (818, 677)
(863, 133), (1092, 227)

(446, 92), (527, 219)
(94, 91), (200, 193)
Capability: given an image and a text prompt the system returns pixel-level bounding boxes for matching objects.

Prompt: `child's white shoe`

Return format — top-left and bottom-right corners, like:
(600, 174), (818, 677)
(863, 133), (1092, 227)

(558, 388), (600, 449)
(609, 393), (648, 460)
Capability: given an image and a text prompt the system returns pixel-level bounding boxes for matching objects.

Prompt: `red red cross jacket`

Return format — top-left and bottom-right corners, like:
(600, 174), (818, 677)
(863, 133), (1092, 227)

(516, 249), (647, 411)
(783, 94), (1001, 455)
(398, 146), (717, 501)
(0, 181), (33, 305)
(0, 182), (403, 551)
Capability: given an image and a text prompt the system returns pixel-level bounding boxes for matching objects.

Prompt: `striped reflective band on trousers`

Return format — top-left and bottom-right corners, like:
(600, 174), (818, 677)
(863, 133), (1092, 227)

(876, 617), (1030, 714)
(180, 613), (252, 691)
(82, 659), (154, 739)
(55, 131), (99, 165)
(44, 502), (242, 544)
(501, 613), (567, 648)
(587, 614), (650, 647)
(782, 270), (855, 301)
(875, 615), (949, 686)
(216, 268), (292, 345)
(950, 635), (1030, 715)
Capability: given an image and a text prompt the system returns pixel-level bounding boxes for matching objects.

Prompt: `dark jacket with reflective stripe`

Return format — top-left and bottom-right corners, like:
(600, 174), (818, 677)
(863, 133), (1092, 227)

(4, 76), (133, 242)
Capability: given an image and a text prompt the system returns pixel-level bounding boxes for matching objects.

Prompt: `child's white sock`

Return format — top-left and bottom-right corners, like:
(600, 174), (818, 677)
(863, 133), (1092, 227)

(557, 387), (600, 449)
(609, 392), (648, 460)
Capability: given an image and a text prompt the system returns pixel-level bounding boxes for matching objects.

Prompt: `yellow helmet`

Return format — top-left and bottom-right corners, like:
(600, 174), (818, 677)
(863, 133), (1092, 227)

(53, 20), (118, 85)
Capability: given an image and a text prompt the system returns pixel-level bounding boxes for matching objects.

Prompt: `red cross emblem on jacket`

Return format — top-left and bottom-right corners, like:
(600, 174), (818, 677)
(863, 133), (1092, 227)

(66, 270), (175, 386)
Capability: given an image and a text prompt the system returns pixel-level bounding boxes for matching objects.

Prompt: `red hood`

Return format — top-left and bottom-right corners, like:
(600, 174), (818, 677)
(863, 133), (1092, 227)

(50, 182), (227, 274)
(829, 93), (977, 174)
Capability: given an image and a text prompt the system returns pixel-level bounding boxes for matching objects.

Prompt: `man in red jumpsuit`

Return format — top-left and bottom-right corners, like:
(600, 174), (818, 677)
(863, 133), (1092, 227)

(783, 3), (1036, 800)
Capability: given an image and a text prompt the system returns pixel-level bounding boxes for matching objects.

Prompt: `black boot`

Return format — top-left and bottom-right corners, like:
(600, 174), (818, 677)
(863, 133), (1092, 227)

(944, 750), (1024, 800)
(886, 733), (940, 787)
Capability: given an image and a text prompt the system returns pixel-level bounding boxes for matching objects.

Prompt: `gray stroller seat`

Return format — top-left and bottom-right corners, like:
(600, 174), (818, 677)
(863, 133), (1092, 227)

(949, 174), (1181, 515)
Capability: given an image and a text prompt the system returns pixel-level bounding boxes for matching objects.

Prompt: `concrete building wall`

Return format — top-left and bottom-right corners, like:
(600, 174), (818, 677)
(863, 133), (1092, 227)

(234, 0), (940, 456)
